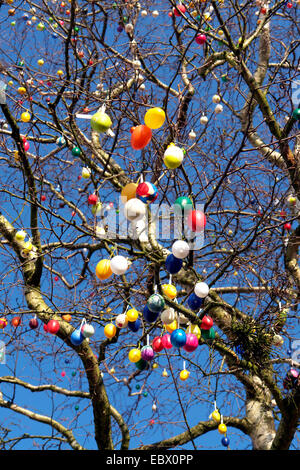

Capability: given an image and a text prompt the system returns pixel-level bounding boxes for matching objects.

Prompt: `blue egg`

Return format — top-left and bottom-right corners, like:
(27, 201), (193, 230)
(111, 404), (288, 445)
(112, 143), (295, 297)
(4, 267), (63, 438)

(128, 318), (141, 332)
(70, 329), (84, 346)
(171, 329), (187, 348)
(65, 359), (70, 364)
(221, 437), (230, 447)
(187, 292), (203, 311)
(165, 254), (183, 274)
(143, 305), (160, 323)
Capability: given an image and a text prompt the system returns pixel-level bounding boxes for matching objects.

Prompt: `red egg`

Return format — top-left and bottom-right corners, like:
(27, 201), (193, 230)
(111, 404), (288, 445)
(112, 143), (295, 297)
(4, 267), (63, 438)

(29, 318), (39, 329)
(43, 323), (49, 333)
(23, 138), (30, 151)
(130, 125), (152, 150)
(47, 319), (60, 334)
(11, 316), (21, 327)
(61, 371), (66, 377)
(200, 315), (213, 330)
(41, 195), (46, 201)
(152, 336), (164, 352)
(173, 4), (186, 16)
(284, 223), (292, 231)
(88, 194), (98, 205)
(183, 333), (198, 352)
(161, 333), (173, 349)
(187, 210), (206, 232)
(195, 34), (207, 45)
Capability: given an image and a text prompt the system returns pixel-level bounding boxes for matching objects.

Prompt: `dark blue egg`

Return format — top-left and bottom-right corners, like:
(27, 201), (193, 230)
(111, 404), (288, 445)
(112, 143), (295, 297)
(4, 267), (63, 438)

(128, 318), (141, 332)
(187, 292), (203, 311)
(221, 437), (230, 447)
(70, 329), (84, 346)
(171, 329), (187, 348)
(143, 304), (160, 323)
(165, 254), (183, 274)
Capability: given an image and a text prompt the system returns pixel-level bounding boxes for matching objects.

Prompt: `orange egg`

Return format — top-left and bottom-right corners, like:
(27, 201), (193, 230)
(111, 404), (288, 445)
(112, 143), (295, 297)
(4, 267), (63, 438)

(95, 259), (113, 280)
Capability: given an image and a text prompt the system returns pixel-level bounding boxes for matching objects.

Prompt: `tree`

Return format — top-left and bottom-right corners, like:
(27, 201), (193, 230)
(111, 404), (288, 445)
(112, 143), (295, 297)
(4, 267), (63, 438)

(0, 0), (300, 451)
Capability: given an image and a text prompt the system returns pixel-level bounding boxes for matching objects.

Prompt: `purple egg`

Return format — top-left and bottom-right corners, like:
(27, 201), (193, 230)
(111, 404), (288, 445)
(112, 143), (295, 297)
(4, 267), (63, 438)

(183, 333), (198, 352)
(141, 345), (154, 361)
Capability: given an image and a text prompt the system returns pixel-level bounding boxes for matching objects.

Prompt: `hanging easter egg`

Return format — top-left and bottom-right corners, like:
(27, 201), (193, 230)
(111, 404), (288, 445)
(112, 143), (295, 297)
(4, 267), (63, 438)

(91, 202), (102, 216)
(90, 111), (112, 133)
(43, 323), (49, 333)
(130, 125), (152, 150)
(23, 138), (29, 151)
(70, 329), (84, 346)
(47, 319), (60, 334)
(81, 167), (91, 179)
(56, 136), (66, 146)
(135, 358), (148, 370)
(221, 437), (230, 448)
(136, 181), (158, 204)
(212, 94), (221, 104)
(173, 3), (186, 16)
(128, 318), (141, 332)
(121, 183), (138, 203)
(161, 333), (173, 349)
(187, 292), (204, 311)
(15, 230), (26, 241)
(147, 293), (165, 313)
(179, 369), (190, 381)
(171, 329), (187, 348)
(36, 22), (45, 31)
(128, 348), (141, 363)
(144, 107), (165, 129)
(200, 315), (213, 330)
(125, 23), (134, 33)
(95, 259), (113, 280)
(126, 308), (139, 322)
(163, 143), (184, 169)
(214, 104), (223, 114)
(62, 314), (72, 322)
(143, 304), (160, 323)
(187, 210), (206, 232)
(104, 323), (117, 339)
(186, 324), (201, 340)
(183, 333), (198, 352)
(72, 146), (81, 156)
(161, 283), (177, 299)
(29, 317), (38, 329)
(152, 336), (164, 352)
(81, 323), (95, 338)
(218, 423), (227, 434)
(141, 9), (148, 17)
(172, 240), (190, 259)
(174, 196), (193, 215)
(21, 111), (31, 122)
(124, 198), (146, 222)
(194, 282), (209, 298)
(200, 115), (208, 125)
(161, 308), (176, 325)
(165, 319), (178, 334)
(212, 409), (221, 422)
(188, 129), (196, 139)
(195, 33), (206, 44)
(115, 314), (128, 329)
(273, 334), (284, 346)
(0, 318), (8, 329)
(165, 254), (183, 274)
(141, 345), (154, 361)
(201, 327), (215, 340)
(162, 368), (169, 377)
(18, 86), (27, 95)
(88, 194), (98, 205)
(292, 108), (300, 120)
(110, 255), (128, 275)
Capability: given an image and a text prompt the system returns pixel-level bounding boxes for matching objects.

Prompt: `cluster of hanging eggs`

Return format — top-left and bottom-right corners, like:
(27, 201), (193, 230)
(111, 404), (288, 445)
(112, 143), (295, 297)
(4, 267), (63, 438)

(103, 308), (141, 341)
(120, 177), (158, 224)
(95, 255), (130, 281)
(130, 106), (165, 151)
(209, 405), (230, 448)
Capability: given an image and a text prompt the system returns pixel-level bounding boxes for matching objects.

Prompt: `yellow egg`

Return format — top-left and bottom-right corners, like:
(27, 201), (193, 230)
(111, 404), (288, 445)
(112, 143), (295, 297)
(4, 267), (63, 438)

(15, 230), (26, 241)
(126, 308), (139, 322)
(165, 319), (178, 333)
(144, 107), (165, 129)
(18, 86), (27, 95)
(163, 144), (184, 169)
(218, 423), (227, 434)
(161, 284), (177, 299)
(152, 362), (158, 369)
(212, 410), (221, 422)
(23, 241), (33, 253)
(121, 183), (138, 203)
(128, 348), (141, 363)
(95, 259), (113, 280)
(162, 368), (168, 377)
(180, 369), (190, 381)
(57, 69), (64, 76)
(186, 324), (201, 340)
(104, 323), (116, 339)
(37, 59), (44, 66)
(14, 150), (20, 162)
(21, 112), (31, 123)
(8, 80), (13, 86)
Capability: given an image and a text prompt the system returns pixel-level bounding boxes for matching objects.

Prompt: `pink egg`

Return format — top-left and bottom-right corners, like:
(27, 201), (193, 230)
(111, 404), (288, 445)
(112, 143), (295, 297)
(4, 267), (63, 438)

(161, 333), (173, 349)
(183, 333), (198, 352)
